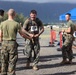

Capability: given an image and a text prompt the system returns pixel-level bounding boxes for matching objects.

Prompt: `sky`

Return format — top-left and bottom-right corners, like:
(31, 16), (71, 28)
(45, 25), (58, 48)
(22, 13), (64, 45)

(1, 0), (76, 3)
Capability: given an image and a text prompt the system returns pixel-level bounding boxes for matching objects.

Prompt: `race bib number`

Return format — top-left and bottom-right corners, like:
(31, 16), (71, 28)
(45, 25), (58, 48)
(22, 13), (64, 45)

(31, 26), (38, 32)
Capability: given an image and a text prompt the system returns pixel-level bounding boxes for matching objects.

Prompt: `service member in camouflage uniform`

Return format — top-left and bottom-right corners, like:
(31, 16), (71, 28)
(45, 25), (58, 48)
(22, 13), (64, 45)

(23, 10), (44, 70)
(60, 13), (75, 64)
(0, 9), (4, 72)
(0, 9), (32, 75)
(0, 9), (4, 23)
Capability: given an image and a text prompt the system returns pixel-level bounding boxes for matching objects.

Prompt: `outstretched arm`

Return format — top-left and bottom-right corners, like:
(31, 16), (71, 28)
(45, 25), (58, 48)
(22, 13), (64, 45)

(19, 28), (32, 40)
(34, 26), (44, 37)
(22, 28), (34, 38)
(0, 30), (3, 42)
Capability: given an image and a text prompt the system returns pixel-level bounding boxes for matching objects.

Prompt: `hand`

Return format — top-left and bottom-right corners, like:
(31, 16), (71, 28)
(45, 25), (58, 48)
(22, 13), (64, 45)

(29, 34), (34, 38)
(28, 37), (32, 40)
(0, 38), (2, 42)
(34, 34), (39, 38)
(62, 30), (65, 32)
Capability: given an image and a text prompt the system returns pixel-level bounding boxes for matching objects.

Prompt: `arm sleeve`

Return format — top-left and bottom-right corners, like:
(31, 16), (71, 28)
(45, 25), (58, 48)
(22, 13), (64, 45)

(67, 21), (74, 34)
(23, 19), (29, 30)
(39, 20), (44, 29)
(17, 23), (22, 32)
(67, 21), (73, 28)
(0, 23), (3, 31)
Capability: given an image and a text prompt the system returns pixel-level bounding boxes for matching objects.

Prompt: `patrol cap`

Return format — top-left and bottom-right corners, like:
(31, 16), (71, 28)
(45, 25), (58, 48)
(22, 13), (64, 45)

(30, 10), (37, 15)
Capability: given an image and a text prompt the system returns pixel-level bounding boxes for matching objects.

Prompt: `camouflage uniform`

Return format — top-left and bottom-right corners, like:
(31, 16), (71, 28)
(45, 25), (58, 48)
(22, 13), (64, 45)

(0, 15), (3, 23)
(23, 18), (43, 66)
(0, 15), (4, 70)
(62, 20), (75, 61)
(0, 20), (21, 75)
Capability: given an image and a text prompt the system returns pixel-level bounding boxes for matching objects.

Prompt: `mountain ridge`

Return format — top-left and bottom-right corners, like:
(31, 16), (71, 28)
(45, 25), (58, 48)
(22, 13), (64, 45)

(0, 1), (76, 23)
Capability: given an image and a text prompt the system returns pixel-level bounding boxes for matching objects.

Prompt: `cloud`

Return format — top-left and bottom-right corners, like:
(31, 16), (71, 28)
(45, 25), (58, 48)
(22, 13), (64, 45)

(1, 0), (76, 3)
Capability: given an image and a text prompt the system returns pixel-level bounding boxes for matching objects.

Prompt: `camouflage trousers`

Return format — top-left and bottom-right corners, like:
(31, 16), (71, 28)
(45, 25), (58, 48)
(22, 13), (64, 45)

(24, 39), (40, 66)
(0, 43), (1, 69)
(1, 41), (18, 75)
(61, 35), (74, 60)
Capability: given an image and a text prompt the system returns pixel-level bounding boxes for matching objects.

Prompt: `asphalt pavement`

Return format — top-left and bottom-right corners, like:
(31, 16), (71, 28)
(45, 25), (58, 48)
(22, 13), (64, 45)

(16, 31), (76, 75)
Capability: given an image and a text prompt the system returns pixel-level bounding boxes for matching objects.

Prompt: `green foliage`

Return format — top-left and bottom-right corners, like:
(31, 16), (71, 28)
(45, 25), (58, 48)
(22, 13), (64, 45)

(14, 13), (28, 26)
(3, 12), (28, 26)
(3, 11), (8, 20)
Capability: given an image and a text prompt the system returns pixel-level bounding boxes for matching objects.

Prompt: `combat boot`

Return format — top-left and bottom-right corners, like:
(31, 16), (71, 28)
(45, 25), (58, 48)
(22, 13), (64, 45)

(0, 67), (1, 73)
(33, 65), (39, 70)
(26, 62), (30, 68)
(68, 59), (72, 64)
(60, 59), (68, 65)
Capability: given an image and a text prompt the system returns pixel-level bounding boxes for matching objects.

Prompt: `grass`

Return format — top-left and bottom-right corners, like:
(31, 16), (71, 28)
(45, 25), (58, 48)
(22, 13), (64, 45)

(40, 35), (50, 38)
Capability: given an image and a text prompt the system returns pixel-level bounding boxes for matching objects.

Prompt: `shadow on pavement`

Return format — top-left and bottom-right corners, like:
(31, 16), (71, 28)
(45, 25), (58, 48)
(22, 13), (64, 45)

(17, 57), (27, 65)
(16, 61), (76, 71)
(39, 54), (62, 62)
(16, 44), (76, 71)
(40, 70), (76, 75)
(16, 66), (32, 71)
(40, 54), (76, 62)
(16, 53), (76, 71)
(38, 62), (76, 70)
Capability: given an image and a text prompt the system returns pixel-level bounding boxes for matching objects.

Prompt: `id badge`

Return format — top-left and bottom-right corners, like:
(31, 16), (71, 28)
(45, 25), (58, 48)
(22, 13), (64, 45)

(31, 26), (38, 31)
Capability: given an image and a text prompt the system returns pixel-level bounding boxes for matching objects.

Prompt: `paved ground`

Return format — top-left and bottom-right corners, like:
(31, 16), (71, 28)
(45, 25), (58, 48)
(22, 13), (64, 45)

(1, 28), (76, 75)
(16, 28), (76, 75)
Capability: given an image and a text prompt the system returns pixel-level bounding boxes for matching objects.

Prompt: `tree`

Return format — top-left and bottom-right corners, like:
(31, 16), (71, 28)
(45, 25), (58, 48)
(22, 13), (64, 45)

(14, 13), (28, 26)
(3, 12), (28, 26)
(3, 11), (8, 20)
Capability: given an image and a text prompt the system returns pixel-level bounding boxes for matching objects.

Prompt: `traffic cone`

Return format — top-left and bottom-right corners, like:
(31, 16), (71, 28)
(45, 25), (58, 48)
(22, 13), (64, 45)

(49, 26), (55, 47)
